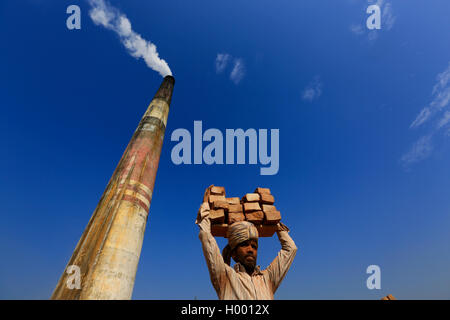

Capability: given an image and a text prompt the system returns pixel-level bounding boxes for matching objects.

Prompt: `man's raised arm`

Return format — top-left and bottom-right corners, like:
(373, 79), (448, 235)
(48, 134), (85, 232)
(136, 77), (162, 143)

(196, 201), (229, 295)
(264, 222), (298, 293)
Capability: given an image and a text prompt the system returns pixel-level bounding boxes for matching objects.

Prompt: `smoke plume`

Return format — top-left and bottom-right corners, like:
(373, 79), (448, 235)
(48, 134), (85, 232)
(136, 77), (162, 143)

(88, 0), (172, 77)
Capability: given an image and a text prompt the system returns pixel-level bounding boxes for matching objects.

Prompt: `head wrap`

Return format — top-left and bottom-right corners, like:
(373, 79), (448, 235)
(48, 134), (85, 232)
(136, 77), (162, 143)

(222, 221), (259, 265)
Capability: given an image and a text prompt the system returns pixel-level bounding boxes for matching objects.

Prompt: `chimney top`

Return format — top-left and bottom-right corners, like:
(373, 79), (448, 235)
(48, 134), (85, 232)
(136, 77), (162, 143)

(164, 75), (175, 84)
(153, 75), (175, 105)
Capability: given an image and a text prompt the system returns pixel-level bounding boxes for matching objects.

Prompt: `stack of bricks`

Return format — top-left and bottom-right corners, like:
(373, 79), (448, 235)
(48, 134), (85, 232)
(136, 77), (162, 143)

(205, 185), (282, 237)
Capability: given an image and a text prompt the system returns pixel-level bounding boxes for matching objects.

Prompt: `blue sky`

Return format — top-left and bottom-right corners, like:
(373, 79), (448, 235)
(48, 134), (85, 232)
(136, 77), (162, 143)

(1, 0), (450, 299)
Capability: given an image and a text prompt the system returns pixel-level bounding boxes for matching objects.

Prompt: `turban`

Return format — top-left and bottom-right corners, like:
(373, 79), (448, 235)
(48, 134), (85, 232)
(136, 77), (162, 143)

(222, 221), (259, 265)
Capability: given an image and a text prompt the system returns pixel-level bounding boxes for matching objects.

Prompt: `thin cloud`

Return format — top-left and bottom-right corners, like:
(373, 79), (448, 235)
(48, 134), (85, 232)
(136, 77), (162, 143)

(401, 135), (433, 166)
(411, 62), (450, 129)
(437, 111), (450, 129)
(401, 62), (450, 167)
(382, 2), (396, 30)
(367, 30), (379, 42)
(215, 53), (245, 85)
(350, 24), (365, 35)
(230, 58), (245, 84)
(215, 53), (231, 74)
(302, 76), (322, 102)
(410, 107), (431, 128)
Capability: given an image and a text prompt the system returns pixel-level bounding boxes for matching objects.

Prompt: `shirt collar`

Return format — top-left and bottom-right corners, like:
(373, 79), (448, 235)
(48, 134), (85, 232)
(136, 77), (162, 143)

(234, 263), (263, 276)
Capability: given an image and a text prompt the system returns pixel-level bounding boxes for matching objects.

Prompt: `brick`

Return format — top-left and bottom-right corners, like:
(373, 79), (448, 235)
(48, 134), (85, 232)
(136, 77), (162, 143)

(210, 209), (225, 224)
(228, 212), (245, 224)
(208, 194), (226, 203)
(263, 210), (281, 225)
(254, 187), (271, 195)
(245, 211), (264, 224)
(259, 193), (275, 204)
(226, 197), (241, 205)
(262, 204), (277, 212)
(243, 202), (261, 212)
(256, 225), (278, 237)
(212, 200), (229, 210)
(211, 224), (278, 238)
(210, 186), (226, 195)
(228, 204), (244, 213)
(211, 224), (228, 237)
(243, 193), (260, 202)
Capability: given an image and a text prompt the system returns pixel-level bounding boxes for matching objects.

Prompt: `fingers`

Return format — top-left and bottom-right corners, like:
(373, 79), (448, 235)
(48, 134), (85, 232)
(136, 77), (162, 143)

(199, 202), (210, 217)
(203, 184), (214, 202)
(196, 202), (211, 224)
(277, 221), (290, 232)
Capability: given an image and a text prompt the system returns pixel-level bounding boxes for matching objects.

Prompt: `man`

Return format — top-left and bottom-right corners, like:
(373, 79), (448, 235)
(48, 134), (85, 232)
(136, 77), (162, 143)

(196, 200), (298, 300)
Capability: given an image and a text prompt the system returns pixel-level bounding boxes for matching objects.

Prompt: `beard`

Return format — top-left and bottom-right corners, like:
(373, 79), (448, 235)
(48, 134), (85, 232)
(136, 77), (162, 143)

(240, 254), (256, 270)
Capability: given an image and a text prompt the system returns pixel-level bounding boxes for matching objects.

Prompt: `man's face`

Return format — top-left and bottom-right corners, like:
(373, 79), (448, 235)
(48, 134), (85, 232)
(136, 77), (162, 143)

(232, 239), (258, 270)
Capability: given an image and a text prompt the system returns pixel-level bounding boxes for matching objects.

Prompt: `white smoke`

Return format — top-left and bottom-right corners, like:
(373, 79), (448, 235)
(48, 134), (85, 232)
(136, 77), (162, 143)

(88, 0), (172, 77)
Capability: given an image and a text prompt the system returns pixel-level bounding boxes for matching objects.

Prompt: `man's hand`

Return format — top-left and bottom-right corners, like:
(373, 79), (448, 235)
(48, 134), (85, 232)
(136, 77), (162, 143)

(203, 184), (214, 203)
(277, 221), (290, 232)
(196, 201), (210, 223)
(197, 184), (214, 223)
(196, 185), (215, 232)
(196, 201), (212, 233)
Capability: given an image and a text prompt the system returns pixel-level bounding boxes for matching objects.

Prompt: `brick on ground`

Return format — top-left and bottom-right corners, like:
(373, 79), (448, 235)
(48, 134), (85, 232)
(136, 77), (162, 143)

(381, 294), (397, 300)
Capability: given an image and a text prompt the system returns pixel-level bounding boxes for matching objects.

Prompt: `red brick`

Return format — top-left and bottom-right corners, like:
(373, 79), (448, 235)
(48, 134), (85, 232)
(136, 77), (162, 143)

(211, 224), (227, 237)
(243, 202), (261, 212)
(263, 210), (281, 225)
(210, 186), (226, 195)
(228, 204), (244, 213)
(209, 194), (226, 203)
(243, 193), (260, 202)
(245, 211), (264, 224)
(256, 225), (278, 237)
(211, 224), (278, 238)
(226, 197), (241, 205)
(210, 209), (225, 224)
(228, 212), (245, 224)
(212, 200), (229, 210)
(262, 204), (277, 212)
(254, 187), (271, 195)
(259, 193), (275, 204)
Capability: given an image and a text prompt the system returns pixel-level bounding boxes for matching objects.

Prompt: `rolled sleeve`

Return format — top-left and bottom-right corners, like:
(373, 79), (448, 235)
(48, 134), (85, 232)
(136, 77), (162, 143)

(197, 202), (229, 295)
(265, 230), (298, 293)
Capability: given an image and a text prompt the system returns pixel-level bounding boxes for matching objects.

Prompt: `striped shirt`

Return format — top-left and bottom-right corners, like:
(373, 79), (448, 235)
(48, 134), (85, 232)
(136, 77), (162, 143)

(198, 216), (297, 300)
